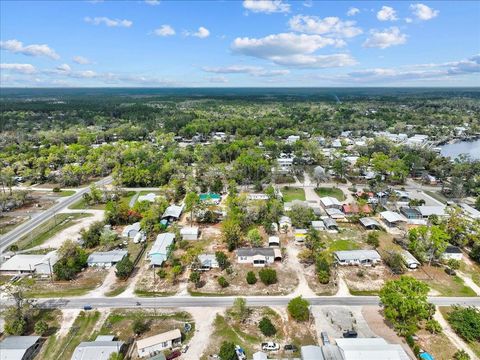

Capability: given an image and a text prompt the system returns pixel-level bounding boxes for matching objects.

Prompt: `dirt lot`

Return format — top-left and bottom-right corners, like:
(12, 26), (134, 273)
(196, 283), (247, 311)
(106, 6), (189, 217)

(22, 267), (108, 297)
(338, 265), (390, 295)
(201, 306), (317, 360)
(416, 328), (458, 360)
(99, 309), (194, 359)
(312, 306), (374, 340)
(303, 264), (336, 295)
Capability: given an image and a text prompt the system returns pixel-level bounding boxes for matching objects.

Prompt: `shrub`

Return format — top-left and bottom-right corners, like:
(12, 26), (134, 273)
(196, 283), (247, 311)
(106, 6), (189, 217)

(132, 318), (148, 335)
(157, 269), (167, 279)
(259, 268), (277, 285)
(317, 270), (330, 284)
(246, 271), (257, 285)
(218, 276), (229, 288)
(287, 296), (310, 321)
(115, 257), (134, 280)
(447, 259), (461, 270)
(447, 306), (480, 343)
(259, 317), (276, 336)
(52, 186), (61, 193)
(219, 341), (237, 360)
(189, 271), (201, 288)
(425, 319), (442, 334)
(215, 251), (231, 270)
(366, 231), (380, 248)
(453, 350), (471, 360)
(34, 320), (48, 336)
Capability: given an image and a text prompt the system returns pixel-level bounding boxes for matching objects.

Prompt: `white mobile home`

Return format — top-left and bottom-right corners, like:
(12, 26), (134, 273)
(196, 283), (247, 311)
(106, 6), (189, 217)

(334, 250), (382, 266)
(236, 248), (282, 267)
(136, 329), (182, 358)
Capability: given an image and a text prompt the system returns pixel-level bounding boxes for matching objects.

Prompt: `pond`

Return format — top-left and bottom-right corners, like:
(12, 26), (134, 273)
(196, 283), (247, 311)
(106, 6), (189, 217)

(440, 138), (480, 160)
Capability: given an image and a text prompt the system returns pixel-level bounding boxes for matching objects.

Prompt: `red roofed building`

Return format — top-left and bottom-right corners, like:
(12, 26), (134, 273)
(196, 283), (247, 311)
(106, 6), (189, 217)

(342, 203), (373, 215)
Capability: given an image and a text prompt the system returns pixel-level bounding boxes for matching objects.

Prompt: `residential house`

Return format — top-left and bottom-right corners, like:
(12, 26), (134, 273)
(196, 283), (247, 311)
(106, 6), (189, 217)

(320, 196), (342, 210)
(325, 208), (346, 220)
(334, 250), (382, 266)
(442, 245), (463, 261)
(0, 336), (41, 360)
(148, 233), (175, 266)
(460, 203), (480, 221)
(161, 204), (184, 222)
(359, 217), (381, 230)
(342, 204), (372, 216)
(72, 335), (125, 360)
(286, 135), (300, 144)
(136, 329), (182, 358)
(400, 207), (422, 220)
(393, 190), (410, 202)
(415, 205), (447, 219)
(180, 226), (199, 241)
(277, 153), (294, 172)
(0, 251), (58, 275)
(122, 222), (141, 238)
(236, 248), (282, 267)
(380, 211), (407, 227)
(196, 254), (219, 271)
(87, 250), (128, 268)
(335, 337), (410, 360)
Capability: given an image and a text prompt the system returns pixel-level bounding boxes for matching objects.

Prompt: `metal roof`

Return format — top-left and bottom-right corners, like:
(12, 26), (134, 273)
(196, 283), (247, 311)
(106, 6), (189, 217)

(323, 218), (338, 229)
(136, 329), (181, 351)
(149, 233), (175, 256)
(380, 211), (407, 223)
(180, 226), (198, 236)
(334, 250), (381, 262)
(87, 250), (127, 265)
(0, 336), (40, 360)
(415, 205), (447, 217)
(236, 248), (275, 257)
(0, 252), (58, 273)
(401, 250), (420, 266)
(359, 217), (381, 228)
(137, 193), (157, 203)
(72, 341), (124, 360)
(301, 345), (325, 360)
(335, 338), (410, 360)
(320, 196), (342, 207)
(162, 204), (184, 219)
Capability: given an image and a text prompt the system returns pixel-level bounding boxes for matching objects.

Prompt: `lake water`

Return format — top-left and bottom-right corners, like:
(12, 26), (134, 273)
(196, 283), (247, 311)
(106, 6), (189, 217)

(440, 139), (480, 160)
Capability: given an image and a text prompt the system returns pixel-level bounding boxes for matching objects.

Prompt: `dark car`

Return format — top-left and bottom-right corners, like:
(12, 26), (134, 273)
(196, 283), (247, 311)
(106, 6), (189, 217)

(343, 330), (358, 338)
(83, 305), (92, 311)
(284, 344), (298, 352)
(321, 331), (330, 345)
(166, 350), (182, 360)
(445, 267), (456, 276)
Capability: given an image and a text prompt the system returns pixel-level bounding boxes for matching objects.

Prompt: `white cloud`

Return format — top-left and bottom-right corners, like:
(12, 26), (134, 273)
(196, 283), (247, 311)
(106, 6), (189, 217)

(0, 39), (60, 59)
(405, 17), (413, 23)
(347, 7), (360, 16)
(410, 3), (439, 21)
(208, 76), (229, 83)
(192, 26), (210, 38)
(202, 65), (290, 76)
(153, 25), (175, 37)
(84, 16), (132, 27)
(145, 0), (160, 5)
(303, 0), (313, 8)
(363, 27), (407, 49)
(377, 6), (398, 21)
(56, 64), (71, 73)
(73, 56), (92, 64)
(243, 0), (290, 14)
(288, 15), (362, 38)
(231, 33), (355, 68)
(0, 63), (36, 74)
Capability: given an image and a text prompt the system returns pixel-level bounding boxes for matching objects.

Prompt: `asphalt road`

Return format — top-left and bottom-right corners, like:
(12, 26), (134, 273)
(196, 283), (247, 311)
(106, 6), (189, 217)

(0, 176), (112, 252)
(32, 295), (480, 310)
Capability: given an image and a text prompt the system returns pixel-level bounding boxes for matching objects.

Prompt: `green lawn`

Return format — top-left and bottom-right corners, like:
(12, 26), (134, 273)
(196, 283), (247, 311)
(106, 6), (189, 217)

(425, 190), (448, 204)
(15, 212), (92, 250)
(428, 275), (477, 297)
(39, 311), (100, 360)
(282, 186), (306, 202)
(54, 190), (76, 197)
(70, 191), (136, 210)
(328, 239), (360, 252)
(315, 187), (345, 201)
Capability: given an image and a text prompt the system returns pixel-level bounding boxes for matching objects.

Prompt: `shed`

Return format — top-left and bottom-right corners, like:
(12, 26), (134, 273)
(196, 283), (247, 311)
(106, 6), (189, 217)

(325, 208), (345, 219)
(323, 218), (338, 230)
(180, 226), (199, 241)
(268, 236), (280, 247)
(294, 229), (307, 244)
(122, 222), (141, 238)
(442, 245), (463, 261)
(401, 250), (421, 269)
(359, 217), (381, 230)
(161, 204), (184, 222)
(312, 220), (325, 231)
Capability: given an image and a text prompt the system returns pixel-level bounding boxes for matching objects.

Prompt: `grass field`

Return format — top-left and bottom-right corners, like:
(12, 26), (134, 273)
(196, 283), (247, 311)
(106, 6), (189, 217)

(425, 190), (448, 204)
(70, 191), (136, 210)
(327, 239), (360, 252)
(55, 190), (76, 197)
(281, 186), (306, 202)
(15, 212), (92, 250)
(39, 311), (100, 360)
(314, 187), (345, 201)
(427, 275), (477, 297)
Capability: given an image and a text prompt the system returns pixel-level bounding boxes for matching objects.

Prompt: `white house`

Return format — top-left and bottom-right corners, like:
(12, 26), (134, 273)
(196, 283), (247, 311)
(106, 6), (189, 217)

(460, 203), (480, 221)
(320, 196), (342, 210)
(161, 204), (184, 222)
(0, 336), (42, 360)
(180, 226), (199, 241)
(87, 250), (128, 268)
(415, 205), (447, 218)
(442, 245), (463, 261)
(0, 251), (58, 275)
(334, 250), (382, 266)
(236, 248), (282, 267)
(380, 211), (407, 227)
(136, 329), (182, 358)
(122, 222), (141, 238)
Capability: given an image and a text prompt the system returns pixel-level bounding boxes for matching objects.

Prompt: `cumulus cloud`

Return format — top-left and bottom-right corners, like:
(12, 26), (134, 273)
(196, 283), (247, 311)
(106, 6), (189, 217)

(202, 65), (290, 77)
(288, 15), (362, 38)
(0, 63), (36, 74)
(0, 39), (60, 59)
(243, 0), (290, 14)
(363, 27), (407, 49)
(377, 6), (398, 21)
(153, 25), (175, 37)
(188, 26), (210, 38)
(84, 16), (132, 27)
(73, 56), (92, 64)
(410, 3), (439, 21)
(56, 64), (71, 73)
(145, 0), (160, 5)
(347, 7), (360, 16)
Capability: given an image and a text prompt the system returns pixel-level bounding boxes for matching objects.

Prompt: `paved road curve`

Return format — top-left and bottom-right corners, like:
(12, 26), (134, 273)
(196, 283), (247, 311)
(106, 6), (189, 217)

(33, 295), (480, 310)
(0, 176), (113, 252)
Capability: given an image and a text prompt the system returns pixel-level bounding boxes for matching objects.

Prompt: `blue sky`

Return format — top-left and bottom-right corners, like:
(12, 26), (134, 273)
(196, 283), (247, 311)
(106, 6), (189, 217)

(1, 0), (479, 87)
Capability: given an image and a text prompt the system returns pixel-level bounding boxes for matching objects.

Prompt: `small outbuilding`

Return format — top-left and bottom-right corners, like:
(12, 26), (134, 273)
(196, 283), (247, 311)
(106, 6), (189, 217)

(442, 245), (463, 261)
(323, 218), (338, 231)
(401, 250), (421, 269)
(72, 335), (124, 360)
(311, 220), (325, 231)
(122, 222), (141, 238)
(180, 226), (199, 241)
(359, 217), (381, 230)
(161, 204), (184, 222)
(268, 236), (280, 247)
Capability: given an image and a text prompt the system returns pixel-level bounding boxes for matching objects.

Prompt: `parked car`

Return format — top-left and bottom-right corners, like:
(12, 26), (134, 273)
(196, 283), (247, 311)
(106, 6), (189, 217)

(284, 344), (298, 352)
(181, 344), (189, 353)
(83, 305), (92, 311)
(343, 330), (358, 338)
(262, 342), (280, 351)
(235, 345), (246, 360)
(445, 267), (456, 276)
(321, 331), (330, 345)
(166, 350), (181, 360)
